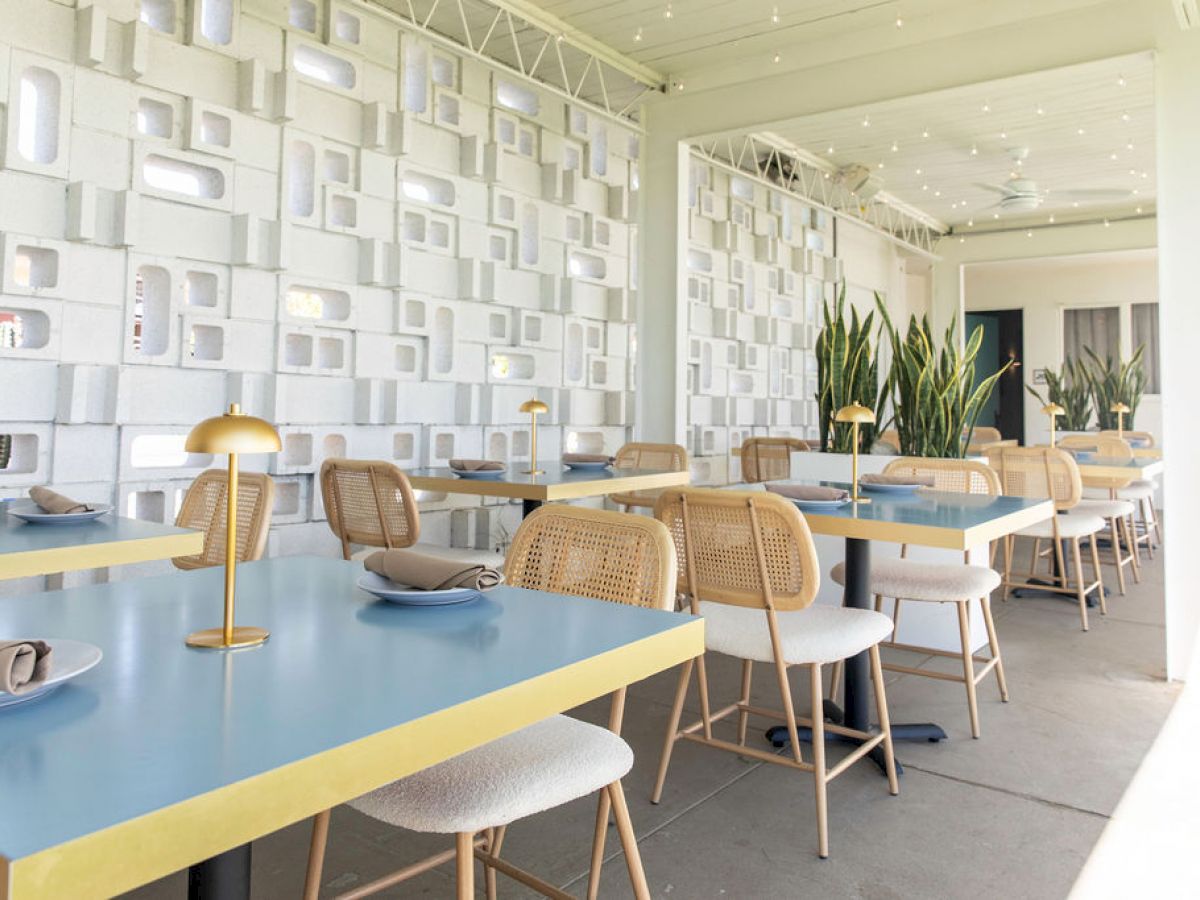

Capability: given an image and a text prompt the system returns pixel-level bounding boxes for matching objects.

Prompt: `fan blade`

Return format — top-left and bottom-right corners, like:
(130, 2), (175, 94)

(1057, 188), (1134, 200)
(973, 182), (1012, 196)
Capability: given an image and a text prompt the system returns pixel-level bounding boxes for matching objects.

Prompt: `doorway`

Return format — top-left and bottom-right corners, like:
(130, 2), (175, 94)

(965, 310), (1025, 443)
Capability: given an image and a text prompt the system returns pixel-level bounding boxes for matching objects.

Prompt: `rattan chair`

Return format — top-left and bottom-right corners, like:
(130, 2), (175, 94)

(608, 442), (689, 512)
(1092, 432), (1161, 554)
(986, 446), (1107, 630)
(319, 459), (501, 566)
(172, 469), (274, 569)
(651, 488), (897, 859)
(829, 458), (1006, 738)
(739, 436), (808, 483)
(1061, 438), (1142, 590)
(303, 506), (677, 900)
(970, 426), (1003, 444)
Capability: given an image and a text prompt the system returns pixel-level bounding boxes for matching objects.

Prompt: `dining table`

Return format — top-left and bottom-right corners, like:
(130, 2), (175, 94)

(0, 555), (701, 899)
(1074, 455), (1164, 495)
(407, 463), (691, 518)
(0, 510), (204, 580)
(731, 480), (1052, 771)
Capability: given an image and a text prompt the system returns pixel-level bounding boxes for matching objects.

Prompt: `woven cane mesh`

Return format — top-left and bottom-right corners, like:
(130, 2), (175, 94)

(883, 457), (1000, 496)
(504, 506), (676, 611)
(319, 459), (420, 557)
(1100, 430), (1154, 447)
(610, 442), (689, 510)
(986, 446), (1082, 511)
(971, 426), (1003, 444)
(173, 469), (274, 570)
(654, 488), (820, 611)
(740, 437), (807, 484)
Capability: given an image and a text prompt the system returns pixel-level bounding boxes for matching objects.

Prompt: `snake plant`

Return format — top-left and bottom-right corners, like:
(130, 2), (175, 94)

(1082, 345), (1146, 430)
(814, 285), (889, 453)
(1026, 358), (1092, 431)
(875, 299), (1011, 458)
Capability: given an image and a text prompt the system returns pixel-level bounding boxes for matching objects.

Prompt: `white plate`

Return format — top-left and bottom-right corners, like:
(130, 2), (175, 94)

(356, 573), (482, 606)
(860, 482), (924, 494)
(451, 467), (507, 480)
(791, 498), (851, 510)
(6, 501), (113, 525)
(564, 461), (611, 471)
(0, 639), (103, 709)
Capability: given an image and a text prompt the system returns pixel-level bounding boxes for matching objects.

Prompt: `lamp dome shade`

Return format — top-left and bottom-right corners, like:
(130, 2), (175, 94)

(834, 402), (876, 424)
(186, 404), (282, 454)
(519, 398), (549, 414)
(1041, 403), (1065, 416)
(1109, 402), (1131, 413)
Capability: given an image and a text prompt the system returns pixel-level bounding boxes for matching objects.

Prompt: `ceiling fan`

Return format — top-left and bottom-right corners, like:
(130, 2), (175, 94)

(974, 148), (1133, 213)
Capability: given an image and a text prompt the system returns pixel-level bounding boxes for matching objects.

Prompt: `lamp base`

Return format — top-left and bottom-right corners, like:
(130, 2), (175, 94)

(522, 468), (545, 475)
(850, 496), (873, 505)
(186, 626), (270, 650)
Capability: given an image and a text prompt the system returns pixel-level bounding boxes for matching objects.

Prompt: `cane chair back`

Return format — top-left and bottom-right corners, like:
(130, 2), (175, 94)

(1101, 430), (1154, 447)
(986, 446), (1082, 512)
(1094, 437), (1134, 459)
(319, 459), (420, 560)
(1058, 435), (1098, 451)
(610, 442), (689, 509)
(740, 437), (807, 483)
(877, 429), (901, 453)
(969, 426), (1003, 445)
(505, 506), (676, 612)
(173, 470), (274, 570)
(654, 488), (820, 612)
(883, 457), (1000, 496)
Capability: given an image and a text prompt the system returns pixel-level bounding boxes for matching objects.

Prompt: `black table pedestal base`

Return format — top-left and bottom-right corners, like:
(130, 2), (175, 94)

(188, 844), (251, 900)
(521, 498), (542, 518)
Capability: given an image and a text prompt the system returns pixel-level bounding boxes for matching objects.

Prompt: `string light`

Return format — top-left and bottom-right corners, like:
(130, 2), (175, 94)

(999, 130), (1008, 140)
(826, 145), (835, 154)
(1026, 230), (1033, 237)
(981, 101), (991, 113)
(921, 127), (930, 138)
(891, 140), (899, 152)
(915, 167), (922, 175)
(1121, 112), (1131, 122)
(967, 219), (974, 227)
(862, 114), (871, 127)
(1049, 215), (1056, 223)
(773, 51), (781, 63)
(877, 161), (885, 169)
(1126, 139), (1135, 150)
(895, 11), (903, 28)
(1117, 74), (1127, 87)
(1036, 105), (1045, 116)
(1110, 152), (1119, 161)
(663, 2), (673, 19)
(969, 144), (978, 156)
(634, 26), (642, 41)
(1076, 127), (1086, 135)
(771, 5), (779, 24)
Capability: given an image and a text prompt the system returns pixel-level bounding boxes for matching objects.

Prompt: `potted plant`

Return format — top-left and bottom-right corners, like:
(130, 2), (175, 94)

(814, 285), (889, 453)
(1026, 358), (1092, 431)
(1082, 345), (1147, 430)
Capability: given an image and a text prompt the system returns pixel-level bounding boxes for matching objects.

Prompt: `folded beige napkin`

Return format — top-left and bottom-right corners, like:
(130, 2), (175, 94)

(562, 453), (615, 465)
(765, 483), (850, 502)
(0, 640), (52, 695)
(365, 549), (503, 591)
(448, 459), (505, 472)
(29, 486), (92, 514)
(859, 473), (936, 487)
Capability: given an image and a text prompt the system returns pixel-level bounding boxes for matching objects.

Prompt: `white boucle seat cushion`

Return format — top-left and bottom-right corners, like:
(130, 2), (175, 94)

(1084, 482), (1154, 502)
(349, 716), (631, 834)
(830, 558), (1000, 603)
(698, 601), (893, 665)
(1070, 498), (1135, 519)
(1016, 513), (1105, 539)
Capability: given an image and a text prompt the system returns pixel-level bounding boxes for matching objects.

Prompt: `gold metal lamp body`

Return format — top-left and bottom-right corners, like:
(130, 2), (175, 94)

(1110, 402), (1130, 439)
(184, 403), (281, 650)
(519, 398), (549, 475)
(835, 402), (876, 504)
(1042, 402), (1065, 448)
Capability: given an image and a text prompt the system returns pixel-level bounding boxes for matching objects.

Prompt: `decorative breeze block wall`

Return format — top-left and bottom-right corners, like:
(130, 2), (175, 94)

(0, 0), (640, 581)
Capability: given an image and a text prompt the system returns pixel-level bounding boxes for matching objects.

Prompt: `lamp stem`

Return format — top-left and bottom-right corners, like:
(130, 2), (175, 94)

(851, 421), (860, 502)
(530, 412), (537, 470)
(223, 452), (239, 647)
(1049, 415), (1056, 448)
(1118, 412), (1124, 439)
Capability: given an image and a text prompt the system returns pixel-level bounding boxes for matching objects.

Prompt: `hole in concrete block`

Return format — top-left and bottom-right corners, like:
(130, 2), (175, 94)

(403, 212), (426, 242)
(293, 45), (356, 89)
(289, 140), (316, 217)
(627, 135), (640, 159)
(285, 286), (350, 321)
(289, 0), (316, 30)
(200, 111), (231, 147)
(274, 480), (300, 515)
(590, 359), (607, 385)
(730, 176), (754, 201)
(401, 171), (454, 206)
(565, 323), (582, 382)
(284, 332), (313, 366)
(488, 432), (508, 459)
(569, 108), (587, 136)
(517, 128), (534, 157)
(496, 194), (515, 222)
(185, 270), (218, 307)
(586, 325), (601, 349)
(318, 336), (343, 369)
(16, 68), (61, 165)
(496, 80), (539, 116)
(436, 94), (459, 126)
(593, 220), (610, 246)
(323, 149), (350, 183)
(322, 433), (346, 458)
(496, 117), (516, 145)
(393, 432), (414, 459)
(565, 216), (582, 241)
(127, 490), (165, 521)
(394, 343), (416, 372)
(488, 313), (506, 339)
(512, 431), (530, 456)
(523, 315), (542, 343)
(568, 251), (605, 279)
(0, 434), (38, 473)
(143, 154), (225, 199)
(519, 203), (539, 266)
(403, 40), (428, 113)
(0, 309), (49, 349)
(434, 433), (454, 459)
(590, 127), (607, 177)
(563, 144), (580, 171)
(334, 10), (360, 42)
(134, 265), (171, 356)
(404, 299), (426, 328)
(488, 234), (508, 262)
(140, 0), (176, 32)
(567, 430), (602, 453)
(189, 323), (223, 360)
(431, 307), (453, 374)
(283, 433), (312, 465)
(730, 373), (753, 395)
(492, 352), (533, 379)
(428, 219), (450, 248)
(131, 434), (211, 468)
(137, 98), (174, 138)
(431, 55), (455, 88)
(199, 0), (233, 44)
(687, 249), (712, 273)
(13, 246), (58, 289)
(328, 194), (357, 228)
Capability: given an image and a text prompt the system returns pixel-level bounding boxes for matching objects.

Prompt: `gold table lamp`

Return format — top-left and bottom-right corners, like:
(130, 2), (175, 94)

(184, 403), (281, 650)
(835, 402), (876, 504)
(1110, 402), (1130, 438)
(519, 398), (548, 475)
(1042, 402), (1065, 448)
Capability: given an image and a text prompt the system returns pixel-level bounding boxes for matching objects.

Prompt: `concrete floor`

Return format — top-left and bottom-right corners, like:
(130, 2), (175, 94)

(127, 542), (1179, 899)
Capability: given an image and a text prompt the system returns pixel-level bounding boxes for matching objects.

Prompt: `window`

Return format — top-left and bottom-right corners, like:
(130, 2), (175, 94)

(1132, 302), (1161, 393)
(1063, 307), (1119, 365)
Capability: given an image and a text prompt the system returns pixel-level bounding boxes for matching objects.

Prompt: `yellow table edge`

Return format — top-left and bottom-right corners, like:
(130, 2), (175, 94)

(801, 498), (1055, 550)
(1, 618), (704, 900)
(0, 531), (205, 581)
(407, 470), (691, 502)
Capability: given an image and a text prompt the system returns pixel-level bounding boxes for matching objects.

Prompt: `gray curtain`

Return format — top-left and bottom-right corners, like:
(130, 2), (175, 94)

(1131, 302), (1161, 394)
(1063, 307), (1119, 366)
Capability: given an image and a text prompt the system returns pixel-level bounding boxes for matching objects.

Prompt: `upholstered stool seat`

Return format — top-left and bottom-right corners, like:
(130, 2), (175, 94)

(1017, 513), (1105, 540)
(830, 558), (1000, 604)
(1070, 498), (1135, 519)
(699, 601), (893, 666)
(351, 716), (632, 835)
(1084, 482), (1154, 502)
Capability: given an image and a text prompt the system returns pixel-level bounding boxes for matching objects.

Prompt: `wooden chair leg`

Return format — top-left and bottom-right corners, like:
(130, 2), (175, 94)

(808, 663), (830, 859)
(695, 653), (714, 740)
(868, 645), (899, 796)
(828, 659), (843, 703)
(586, 791), (611, 900)
(303, 809), (331, 900)
(651, 658), (693, 804)
(1088, 534), (1108, 616)
(1027, 537), (1042, 581)
(1124, 515), (1142, 582)
(955, 601), (980, 739)
(736, 659), (753, 746)
(980, 595), (1008, 702)
(1002, 535), (1013, 601)
(1139, 498), (1155, 559)
(1071, 539), (1090, 631)
(1108, 518), (1127, 595)
(456, 832), (476, 900)
(1050, 537), (1068, 589)
(486, 826), (507, 900)
(608, 781), (651, 900)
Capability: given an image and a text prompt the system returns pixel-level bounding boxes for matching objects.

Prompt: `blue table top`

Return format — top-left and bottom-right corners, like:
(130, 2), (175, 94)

(406, 464), (690, 500)
(0, 556), (697, 866)
(0, 511), (198, 555)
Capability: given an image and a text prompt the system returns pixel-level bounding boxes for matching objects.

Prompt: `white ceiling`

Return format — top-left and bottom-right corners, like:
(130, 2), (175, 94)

(756, 54), (1155, 228)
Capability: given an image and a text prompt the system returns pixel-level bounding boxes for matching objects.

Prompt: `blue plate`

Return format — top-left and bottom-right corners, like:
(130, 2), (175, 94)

(6, 501), (114, 525)
(564, 461), (611, 471)
(0, 639), (103, 710)
(1072, 451), (1097, 463)
(452, 468), (506, 480)
(860, 482), (924, 494)
(356, 573), (483, 606)
(791, 498), (851, 510)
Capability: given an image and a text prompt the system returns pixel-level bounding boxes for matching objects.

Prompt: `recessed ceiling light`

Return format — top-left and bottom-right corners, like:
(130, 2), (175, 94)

(771, 5), (779, 23)
(1077, 127), (1086, 135)
(959, 236), (966, 243)
(862, 115), (871, 127)
(934, 190), (941, 197)
(970, 144), (978, 156)
(826, 145), (835, 154)
(999, 130), (1008, 139)
(922, 184), (929, 191)
(1129, 168), (1137, 175)
(1110, 153), (1119, 160)
(1049, 215), (1055, 223)
(877, 161), (884, 169)
(1036, 105), (1045, 116)
(634, 26), (643, 41)
(993, 212), (1000, 219)
(773, 51), (781, 63)
(1117, 74), (1127, 87)
(1026, 230), (1033, 237)
(922, 128), (930, 138)
(895, 13), (903, 28)
(1073, 201), (1080, 207)
(982, 102), (991, 113)
(1136, 206), (1143, 214)
(675, 80), (684, 91)
(663, 2), (673, 19)
(967, 219), (974, 227)
(1126, 140), (1135, 150)
(891, 140), (899, 152)
(1121, 112), (1131, 122)
(915, 167), (922, 175)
